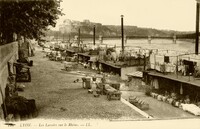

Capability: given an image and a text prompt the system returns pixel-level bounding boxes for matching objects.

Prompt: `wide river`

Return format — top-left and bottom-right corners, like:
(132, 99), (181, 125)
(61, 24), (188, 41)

(83, 39), (199, 53)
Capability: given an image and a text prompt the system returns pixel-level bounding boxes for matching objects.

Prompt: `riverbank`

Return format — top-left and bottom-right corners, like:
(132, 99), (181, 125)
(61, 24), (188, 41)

(16, 46), (198, 121)
(1, 45), (200, 129)
(17, 46), (144, 120)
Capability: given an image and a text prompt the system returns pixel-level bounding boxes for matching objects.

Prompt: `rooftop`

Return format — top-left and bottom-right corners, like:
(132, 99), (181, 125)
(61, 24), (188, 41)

(146, 70), (200, 88)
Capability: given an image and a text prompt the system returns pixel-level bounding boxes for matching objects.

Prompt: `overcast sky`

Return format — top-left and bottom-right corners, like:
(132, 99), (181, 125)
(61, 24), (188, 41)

(54, 0), (197, 31)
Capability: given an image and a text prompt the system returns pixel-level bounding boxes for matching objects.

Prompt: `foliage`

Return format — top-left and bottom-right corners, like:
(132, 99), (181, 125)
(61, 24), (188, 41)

(0, 0), (63, 44)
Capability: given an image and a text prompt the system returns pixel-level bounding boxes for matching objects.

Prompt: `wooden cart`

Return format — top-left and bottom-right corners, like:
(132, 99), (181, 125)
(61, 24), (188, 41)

(107, 89), (121, 101)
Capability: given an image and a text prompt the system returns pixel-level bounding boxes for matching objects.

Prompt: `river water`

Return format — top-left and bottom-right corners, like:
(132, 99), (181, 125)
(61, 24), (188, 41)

(83, 39), (199, 54)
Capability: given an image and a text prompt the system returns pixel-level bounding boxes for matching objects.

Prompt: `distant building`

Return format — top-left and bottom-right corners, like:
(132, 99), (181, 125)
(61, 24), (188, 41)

(83, 19), (90, 24)
(59, 19), (102, 35)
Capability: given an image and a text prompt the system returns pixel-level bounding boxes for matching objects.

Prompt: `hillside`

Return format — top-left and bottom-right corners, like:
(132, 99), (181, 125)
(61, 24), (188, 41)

(47, 19), (192, 38)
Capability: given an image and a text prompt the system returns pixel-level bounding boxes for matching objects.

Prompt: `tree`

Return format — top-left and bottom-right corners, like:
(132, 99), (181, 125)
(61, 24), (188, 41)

(0, 0), (63, 44)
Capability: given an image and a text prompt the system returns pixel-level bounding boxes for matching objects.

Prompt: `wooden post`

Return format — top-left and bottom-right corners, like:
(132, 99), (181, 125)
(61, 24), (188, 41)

(144, 54), (146, 71)
(121, 15), (124, 55)
(196, 2), (199, 55)
(93, 25), (96, 45)
(78, 28), (80, 52)
(176, 56), (178, 78)
(27, 38), (30, 57)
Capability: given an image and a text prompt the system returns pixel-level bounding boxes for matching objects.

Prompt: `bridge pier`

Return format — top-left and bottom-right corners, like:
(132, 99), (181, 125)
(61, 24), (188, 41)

(99, 35), (103, 44)
(124, 35), (127, 44)
(148, 36), (151, 44)
(173, 35), (176, 44)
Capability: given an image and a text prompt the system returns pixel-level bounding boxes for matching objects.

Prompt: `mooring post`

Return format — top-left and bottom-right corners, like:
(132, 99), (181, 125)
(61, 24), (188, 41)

(196, 0), (200, 55)
(93, 25), (96, 46)
(78, 28), (80, 52)
(121, 15), (124, 55)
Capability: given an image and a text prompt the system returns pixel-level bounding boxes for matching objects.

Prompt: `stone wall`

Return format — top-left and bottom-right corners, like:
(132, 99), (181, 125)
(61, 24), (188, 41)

(0, 42), (18, 119)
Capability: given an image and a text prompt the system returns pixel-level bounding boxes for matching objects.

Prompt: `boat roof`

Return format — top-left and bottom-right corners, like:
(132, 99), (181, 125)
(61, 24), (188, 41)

(146, 70), (200, 88)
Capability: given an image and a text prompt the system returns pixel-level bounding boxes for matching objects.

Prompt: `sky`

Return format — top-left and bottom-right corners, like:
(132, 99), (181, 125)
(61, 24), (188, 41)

(54, 0), (197, 31)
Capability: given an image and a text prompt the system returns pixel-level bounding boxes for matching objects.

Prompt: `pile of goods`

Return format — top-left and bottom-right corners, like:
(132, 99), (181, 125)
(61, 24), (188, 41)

(150, 92), (181, 107)
(150, 92), (200, 116)
(82, 76), (122, 101)
(0, 72), (38, 121)
(47, 51), (64, 61)
(2, 95), (38, 121)
(129, 96), (149, 110)
(63, 61), (78, 71)
(181, 104), (200, 116)
(106, 90), (121, 101)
